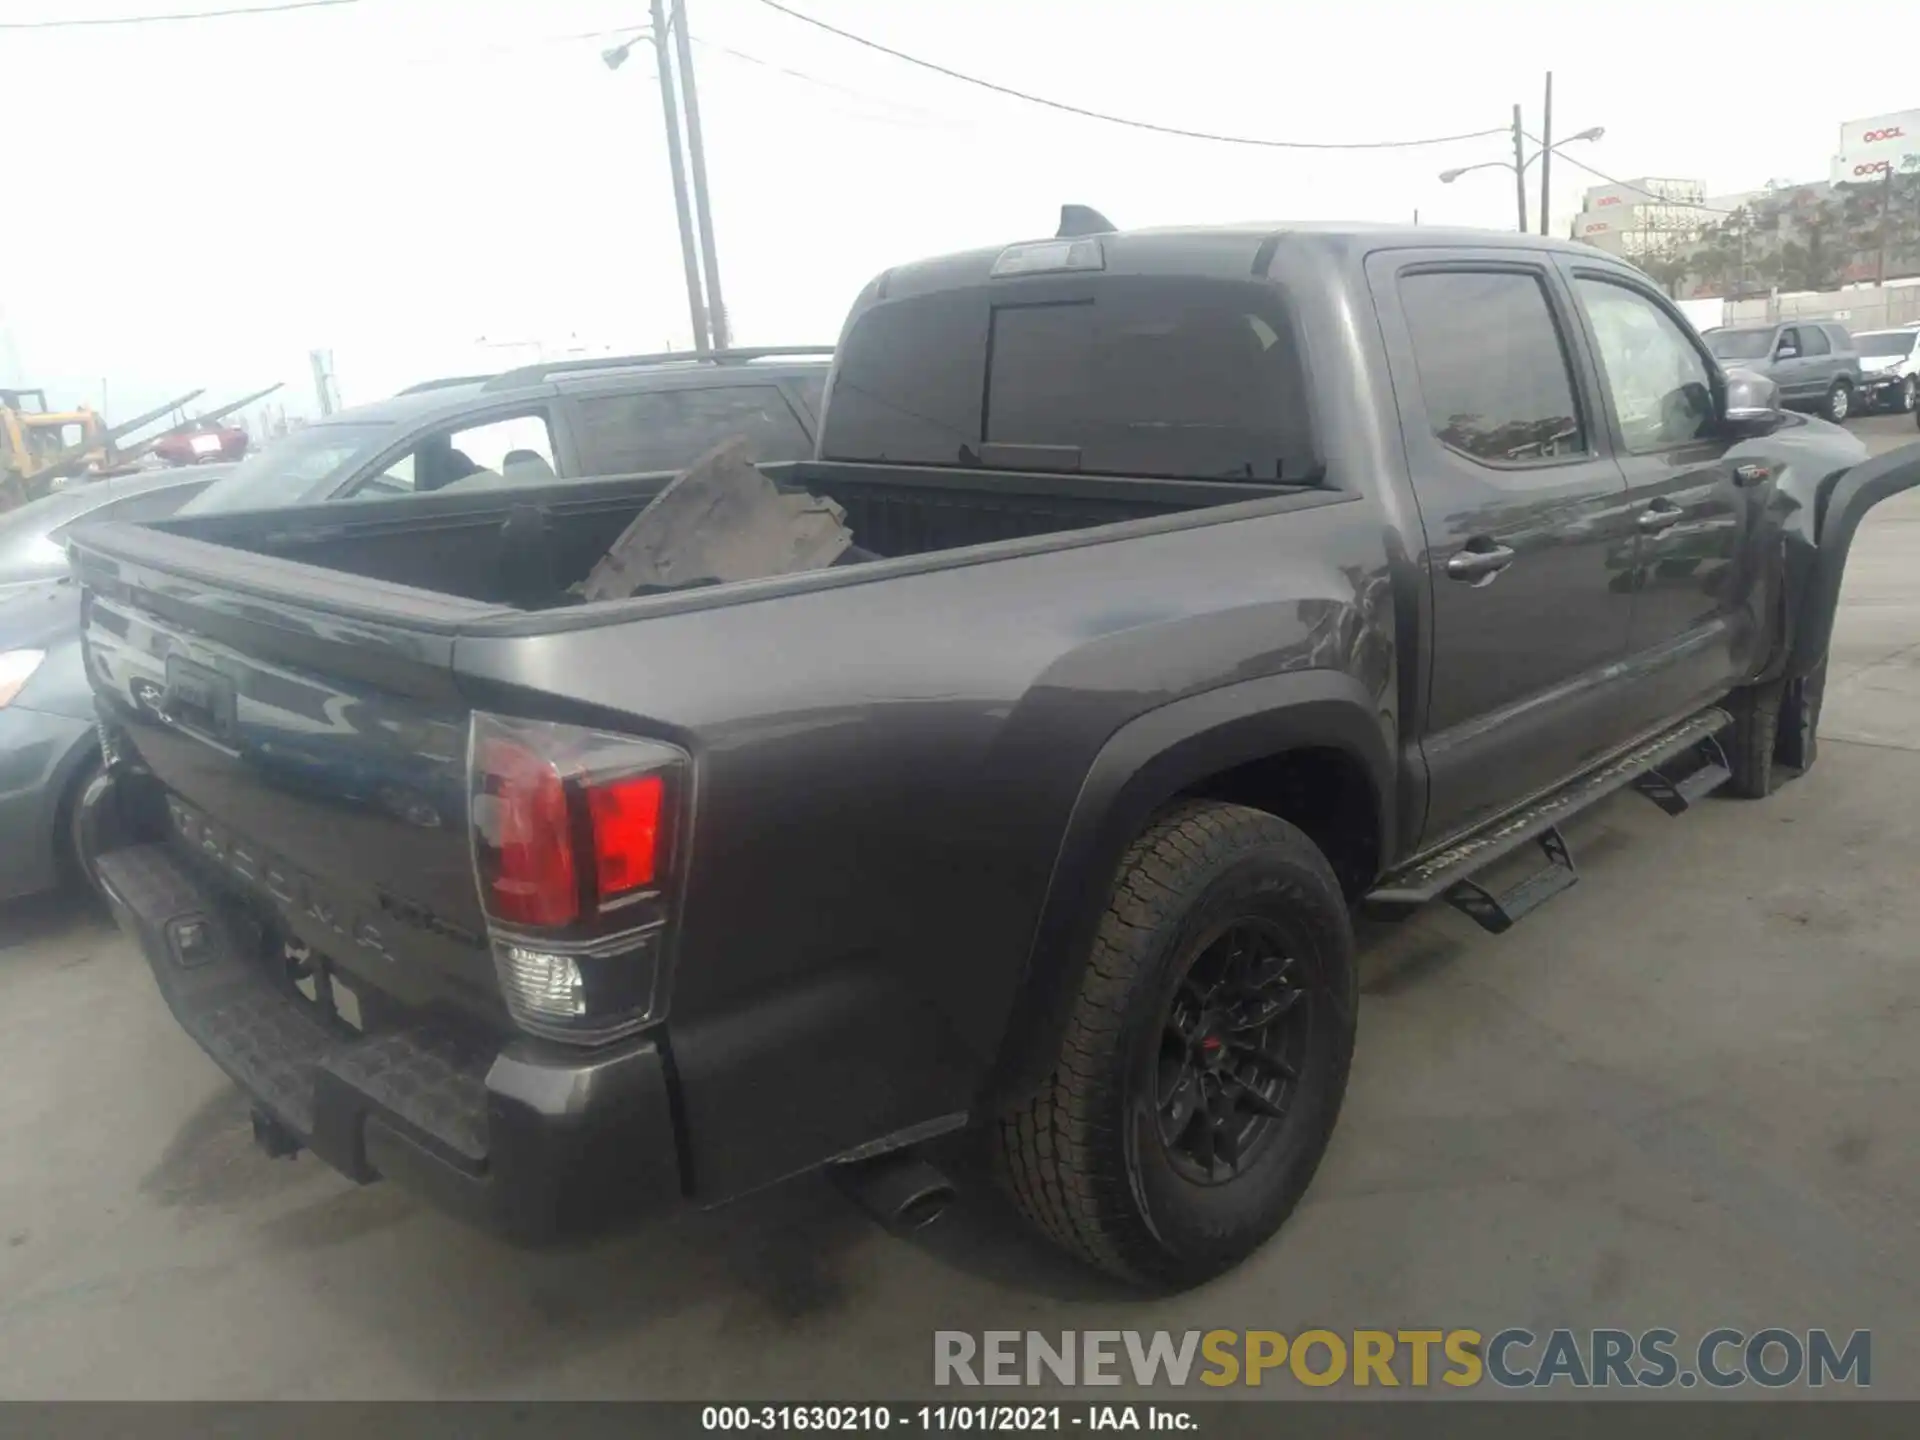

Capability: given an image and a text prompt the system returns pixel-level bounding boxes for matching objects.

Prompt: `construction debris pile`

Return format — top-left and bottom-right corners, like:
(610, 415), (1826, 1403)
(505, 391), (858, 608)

(574, 437), (867, 602)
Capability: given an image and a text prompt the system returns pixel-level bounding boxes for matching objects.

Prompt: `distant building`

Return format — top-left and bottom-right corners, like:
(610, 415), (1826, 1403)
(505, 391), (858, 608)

(1571, 177), (1711, 260)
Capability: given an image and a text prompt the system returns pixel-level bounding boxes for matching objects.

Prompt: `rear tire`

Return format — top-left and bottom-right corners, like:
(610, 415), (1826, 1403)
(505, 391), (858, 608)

(995, 801), (1357, 1289)
(1725, 680), (1787, 799)
(55, 756), (110, 904)
(1824, 380), (1852, 423)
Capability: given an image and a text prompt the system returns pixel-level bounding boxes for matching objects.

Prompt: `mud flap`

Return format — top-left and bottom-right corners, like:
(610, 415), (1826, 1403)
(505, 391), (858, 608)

(1775, 659), (1827, 775)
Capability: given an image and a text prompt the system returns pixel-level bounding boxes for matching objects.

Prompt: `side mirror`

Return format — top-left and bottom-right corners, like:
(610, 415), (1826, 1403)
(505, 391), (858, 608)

(1721, 367), (1784, 435)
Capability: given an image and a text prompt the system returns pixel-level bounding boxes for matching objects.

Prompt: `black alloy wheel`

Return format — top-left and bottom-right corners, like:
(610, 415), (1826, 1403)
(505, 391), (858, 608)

(1155, 919), (1310, 1184)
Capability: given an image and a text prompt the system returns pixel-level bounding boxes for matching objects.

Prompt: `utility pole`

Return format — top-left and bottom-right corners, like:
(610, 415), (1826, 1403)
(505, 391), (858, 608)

(308, 349), (337, 416)
(1878, 162), (1894, 287)
(1538, 72), (1553, 236)
(672, 0), (729, 350)
(1511, 103), (1529, 233)
(648, 0), (711, 352)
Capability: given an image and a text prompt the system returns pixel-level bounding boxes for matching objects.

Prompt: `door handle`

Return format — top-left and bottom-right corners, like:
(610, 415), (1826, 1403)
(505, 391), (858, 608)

(1637, 503), (1683, 533)
(1444, 544), (1516, 581)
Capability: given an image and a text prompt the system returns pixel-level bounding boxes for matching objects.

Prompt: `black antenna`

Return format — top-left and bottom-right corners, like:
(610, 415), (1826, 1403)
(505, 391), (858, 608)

(1057, 204), (1117, 238)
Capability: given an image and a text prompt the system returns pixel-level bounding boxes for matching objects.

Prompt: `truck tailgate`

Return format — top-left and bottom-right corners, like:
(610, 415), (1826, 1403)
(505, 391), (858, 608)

(75, 521), (508, 1028)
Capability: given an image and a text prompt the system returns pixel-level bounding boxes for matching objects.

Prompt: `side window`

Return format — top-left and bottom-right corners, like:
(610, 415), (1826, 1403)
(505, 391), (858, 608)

(1398, 270), (1586, 465)
(982, 289), (1315, 481)
(570, 385), (812, 476)
(1800, 325), (1831, 357)
(441, 414), (557, 491)
(1572, 278), (1715, 453)
(342, 412), (555, 500)
(1777, 326), (1801, 354)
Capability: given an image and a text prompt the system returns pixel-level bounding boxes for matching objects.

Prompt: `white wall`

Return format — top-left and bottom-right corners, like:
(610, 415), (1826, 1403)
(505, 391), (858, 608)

(1675, 297), (1725, 333)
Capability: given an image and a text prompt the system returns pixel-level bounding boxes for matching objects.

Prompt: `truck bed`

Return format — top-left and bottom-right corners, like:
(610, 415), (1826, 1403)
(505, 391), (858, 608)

(138, 460), (1296, 611)
(69, 455), (1322, 1040)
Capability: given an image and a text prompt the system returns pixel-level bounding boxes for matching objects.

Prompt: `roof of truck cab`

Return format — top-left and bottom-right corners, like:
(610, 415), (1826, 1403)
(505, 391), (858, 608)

(861, 222), (1617, 301)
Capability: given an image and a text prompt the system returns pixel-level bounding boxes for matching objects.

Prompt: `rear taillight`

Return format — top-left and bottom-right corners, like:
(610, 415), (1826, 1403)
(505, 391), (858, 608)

(589, 774), (665, 897)
(478, 733), (580, 927)
(469, 713), (689, 1043)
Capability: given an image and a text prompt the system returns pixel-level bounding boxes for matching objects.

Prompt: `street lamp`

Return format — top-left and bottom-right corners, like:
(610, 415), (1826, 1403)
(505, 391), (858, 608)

(603, 3), (730, 353)
(604, 12), (711, 353)
(1440, 125), (1605, 231)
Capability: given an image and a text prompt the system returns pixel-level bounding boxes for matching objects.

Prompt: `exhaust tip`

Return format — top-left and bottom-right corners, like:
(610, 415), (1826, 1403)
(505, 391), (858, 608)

(250, 1107), (302, 1161)
(831, 1150), (956, 1234)
(889, 1176), (957, 1233)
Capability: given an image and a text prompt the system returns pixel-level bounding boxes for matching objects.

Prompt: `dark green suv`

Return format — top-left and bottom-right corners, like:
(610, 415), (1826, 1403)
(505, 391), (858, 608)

(182, 347), (832, 515)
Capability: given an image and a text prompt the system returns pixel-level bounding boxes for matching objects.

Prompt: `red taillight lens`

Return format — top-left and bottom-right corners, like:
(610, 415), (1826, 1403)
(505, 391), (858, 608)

(470, 714), (689, 1043)
(478, 735), (580, 927)
(589, 773), (664, 897)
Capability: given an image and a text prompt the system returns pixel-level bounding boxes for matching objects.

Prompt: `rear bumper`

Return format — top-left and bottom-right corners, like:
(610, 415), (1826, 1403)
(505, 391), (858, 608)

(95, 839), (683, 1243)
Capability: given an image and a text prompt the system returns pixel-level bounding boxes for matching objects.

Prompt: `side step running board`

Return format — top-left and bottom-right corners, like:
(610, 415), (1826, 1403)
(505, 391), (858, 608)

(1438, 826), (1577, 936)
(1631, 733), (1732, 816)
(1366, 707), (1731, 933)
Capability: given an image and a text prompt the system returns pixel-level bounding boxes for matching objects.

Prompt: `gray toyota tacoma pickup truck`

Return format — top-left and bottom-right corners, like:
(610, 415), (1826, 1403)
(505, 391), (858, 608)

(72, 218), (1920, 1290)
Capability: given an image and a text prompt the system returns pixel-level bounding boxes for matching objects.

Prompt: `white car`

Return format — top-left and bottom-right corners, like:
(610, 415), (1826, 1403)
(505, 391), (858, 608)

(1850, 327), (1920, 413)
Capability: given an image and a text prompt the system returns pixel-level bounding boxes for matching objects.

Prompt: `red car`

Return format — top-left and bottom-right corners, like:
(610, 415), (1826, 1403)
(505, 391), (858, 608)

(153, 424), (250, 466)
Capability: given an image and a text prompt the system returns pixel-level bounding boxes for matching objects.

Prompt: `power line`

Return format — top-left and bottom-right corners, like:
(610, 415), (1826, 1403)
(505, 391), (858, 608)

(1538, 143), (1735, 215)
(750, 0), (1508, 151)
(0, 0), (356, 28)
(394, 24), (651, 67)
(691, 34), (969, 128)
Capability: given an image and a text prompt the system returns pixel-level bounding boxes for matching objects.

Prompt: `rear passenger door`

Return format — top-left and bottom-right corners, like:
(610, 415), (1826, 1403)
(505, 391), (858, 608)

(1371, 253), (1638, 844)
(560, 381), (816, 477)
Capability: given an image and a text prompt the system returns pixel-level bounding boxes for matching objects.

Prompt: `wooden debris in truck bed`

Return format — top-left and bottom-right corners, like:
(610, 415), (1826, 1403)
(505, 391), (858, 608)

(573, 437), (855, 602)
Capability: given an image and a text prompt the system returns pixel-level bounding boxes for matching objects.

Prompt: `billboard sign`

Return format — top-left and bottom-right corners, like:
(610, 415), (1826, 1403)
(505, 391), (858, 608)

(1834, 109), (1920, 185)
(1840, 109), (1920, 154)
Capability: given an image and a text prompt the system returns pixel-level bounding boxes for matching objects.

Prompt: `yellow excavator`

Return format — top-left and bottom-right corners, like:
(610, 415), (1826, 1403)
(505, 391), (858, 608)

(3, 389), (112, 509)
(1, 383), (280, 511)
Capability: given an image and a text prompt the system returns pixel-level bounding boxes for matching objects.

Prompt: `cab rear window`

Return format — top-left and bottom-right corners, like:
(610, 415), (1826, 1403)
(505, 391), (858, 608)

(824, 278), (1317, 483)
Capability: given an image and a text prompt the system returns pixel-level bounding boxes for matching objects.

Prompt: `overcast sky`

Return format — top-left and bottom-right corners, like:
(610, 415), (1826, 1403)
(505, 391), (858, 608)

(4, 0), (1912, 421)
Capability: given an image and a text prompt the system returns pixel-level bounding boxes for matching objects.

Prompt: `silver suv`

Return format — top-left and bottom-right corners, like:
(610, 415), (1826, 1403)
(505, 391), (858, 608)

(1703, 321), (1862, 423)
